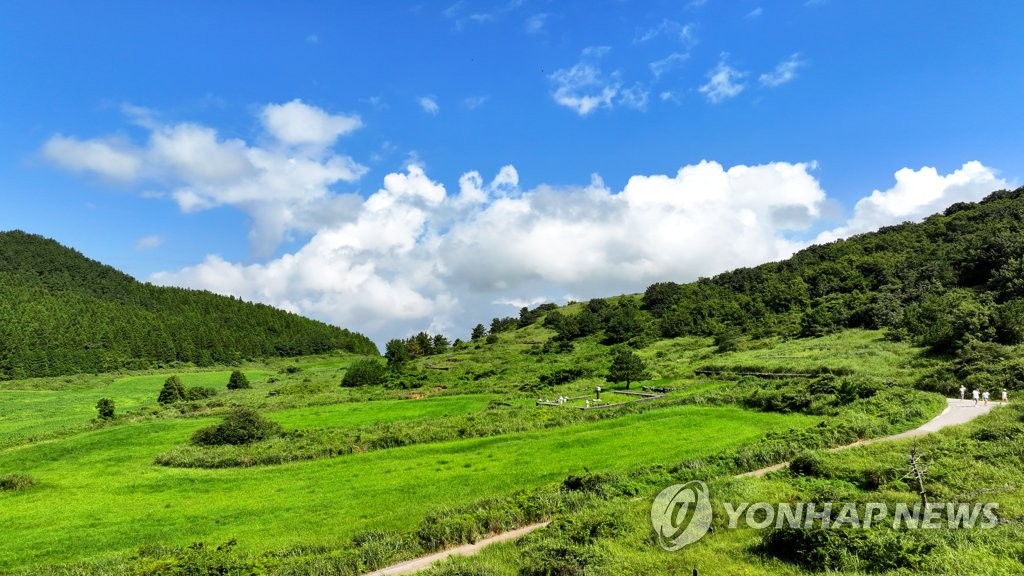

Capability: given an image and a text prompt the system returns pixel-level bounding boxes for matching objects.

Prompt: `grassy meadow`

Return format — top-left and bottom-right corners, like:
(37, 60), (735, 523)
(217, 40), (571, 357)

(0, 328), (962, 574)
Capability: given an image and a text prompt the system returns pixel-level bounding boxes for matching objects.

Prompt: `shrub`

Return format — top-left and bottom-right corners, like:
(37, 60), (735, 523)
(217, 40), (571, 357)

(342, 359), (388, 387)
(191, 407), (283, 446)
(789, 451), (832, 477)
(131, 540), (253, 575)
(184, 387), (217, 401)
(157, 376), (186, 405)
(96, 397), (115, 420)
(759, 524), (937, 572)
(0, 474), (34, 491)
(349, 529), (418, 571)
(227, 370), (250, 390)
(539, 367), (589, 387)
(713, 327), (741, 353)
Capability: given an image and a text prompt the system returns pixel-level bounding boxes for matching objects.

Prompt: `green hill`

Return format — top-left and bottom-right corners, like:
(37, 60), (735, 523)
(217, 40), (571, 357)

(0, 231), (378, 379)
(386, 185), (1024, 397)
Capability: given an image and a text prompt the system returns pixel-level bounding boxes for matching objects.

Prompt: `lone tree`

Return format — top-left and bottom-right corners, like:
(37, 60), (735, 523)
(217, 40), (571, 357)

(471, 324), (486, 341)
(384, 339), (411, 370)
(227, 370), (250, 390)
(606, 349), (650, 390)
(96, 398), (115, 420)
(157, 376), (187, 405)
(342, 359), (388, 387)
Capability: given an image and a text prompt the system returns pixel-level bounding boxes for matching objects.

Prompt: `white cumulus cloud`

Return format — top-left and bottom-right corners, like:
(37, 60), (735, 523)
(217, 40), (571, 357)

(42, 100), (367, 256)
(817, 161), (1009, 243)
(42, 135), (141, 182)
(262, 99), (362, 146)
(151, 160), (836, 343)
(44, 108), (1010, 345)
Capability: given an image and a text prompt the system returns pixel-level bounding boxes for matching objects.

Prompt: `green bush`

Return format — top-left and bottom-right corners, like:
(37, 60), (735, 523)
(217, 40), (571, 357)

(789, 451), (832, 477)
(95, 397), (115, 420)
(191, 407), (283, 446)
(0, 473), (34, 491)
(759, 524), (937, 572)
(184, 387), (217, 401)
(342, 359), (388, 387)
(227, 370), (250, 390)
(130, 540), (254, 576)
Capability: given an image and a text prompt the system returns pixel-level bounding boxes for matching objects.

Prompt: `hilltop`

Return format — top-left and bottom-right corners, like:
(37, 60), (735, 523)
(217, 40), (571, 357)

(0, 231), (377, 379)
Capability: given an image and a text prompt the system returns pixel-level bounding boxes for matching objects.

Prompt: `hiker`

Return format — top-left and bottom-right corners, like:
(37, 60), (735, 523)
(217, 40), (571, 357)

(973, 389), (980, 406)
(983, 391), (990, 405)
(585, 400), (590, 408)
(959, 385), (966, 400)
(1003, 389), (1009, 404)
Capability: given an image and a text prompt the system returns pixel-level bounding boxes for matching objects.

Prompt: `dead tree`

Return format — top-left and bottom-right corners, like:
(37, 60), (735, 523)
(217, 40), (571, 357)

(902, 441), (929, 507)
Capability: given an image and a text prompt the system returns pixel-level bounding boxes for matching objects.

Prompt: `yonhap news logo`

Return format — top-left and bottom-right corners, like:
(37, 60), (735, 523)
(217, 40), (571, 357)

(650, 481), (713, 551)
(650, 481), (999, 552)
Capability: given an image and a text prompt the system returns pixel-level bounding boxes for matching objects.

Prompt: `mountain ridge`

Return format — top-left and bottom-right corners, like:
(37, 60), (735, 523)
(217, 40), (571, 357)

(0, 230), (378, 379)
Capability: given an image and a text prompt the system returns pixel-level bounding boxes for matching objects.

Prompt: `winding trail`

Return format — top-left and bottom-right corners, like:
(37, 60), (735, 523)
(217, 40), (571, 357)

(363, 398), (999, 575)
(363, 522), (550, 576)
(737, 398), (1000, 478)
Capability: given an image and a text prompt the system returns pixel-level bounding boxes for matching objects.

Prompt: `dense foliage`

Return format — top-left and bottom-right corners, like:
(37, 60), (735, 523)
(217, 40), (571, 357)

(0, 473), (34, 491)
(191, 407), (283, 446)
(0, 231), (378, 379)
(605, 348), (650, 390)
(521, 187), (1024, 370)
(637, 187), (1024, 355)
(157, 375), (216, 404)
(95, 398), (115, 420)
(341, 359), (388, 387)
(227, 370), (250, 390)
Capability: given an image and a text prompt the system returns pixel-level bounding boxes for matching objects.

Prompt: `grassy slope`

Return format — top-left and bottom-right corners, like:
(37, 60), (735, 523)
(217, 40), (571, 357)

(0, 372), (267, 445)
(444, 405), (1024, 576)
(0, 329), (947, 572)
(0, 402), (815, 569)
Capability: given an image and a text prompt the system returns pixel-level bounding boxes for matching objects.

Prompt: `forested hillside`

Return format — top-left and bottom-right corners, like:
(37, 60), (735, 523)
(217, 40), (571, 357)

(0, 231), (377, 379)
(630, 186), (1024, 374)
(392, 185), (1024, 395)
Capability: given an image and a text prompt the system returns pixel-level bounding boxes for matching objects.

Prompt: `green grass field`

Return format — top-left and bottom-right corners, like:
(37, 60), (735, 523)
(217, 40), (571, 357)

(0, 330), (959, 573)
(0, 400), (815, 570)
(0, 371), (268, 446)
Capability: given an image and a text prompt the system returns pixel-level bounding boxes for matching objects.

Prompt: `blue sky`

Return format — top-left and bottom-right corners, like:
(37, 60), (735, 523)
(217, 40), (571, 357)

(2, 1), (1023, 344)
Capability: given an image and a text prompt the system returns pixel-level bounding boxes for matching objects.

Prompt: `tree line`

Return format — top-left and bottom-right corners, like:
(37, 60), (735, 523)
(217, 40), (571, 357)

(0, 231), (378, 379)
(510, 187), (1024, 362)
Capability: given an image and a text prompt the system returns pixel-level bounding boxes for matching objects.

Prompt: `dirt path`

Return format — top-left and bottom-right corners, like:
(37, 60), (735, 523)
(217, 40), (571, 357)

(365, 399), (1000, 575)
(363, 521), (550, 576)
(737, 398), (1001, 478)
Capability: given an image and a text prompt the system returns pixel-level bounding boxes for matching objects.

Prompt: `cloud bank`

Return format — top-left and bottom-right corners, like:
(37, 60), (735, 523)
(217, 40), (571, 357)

(149, 159), (1011, 343)
(42, 103), (1009, 344)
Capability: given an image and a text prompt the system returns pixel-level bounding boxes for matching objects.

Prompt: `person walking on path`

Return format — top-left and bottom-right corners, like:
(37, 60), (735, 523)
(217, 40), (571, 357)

(973, 389), (980, 406)
(960, 385), (967, 400)
(983, 391), (990, 405)
(1003, 389), (1009, 404)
